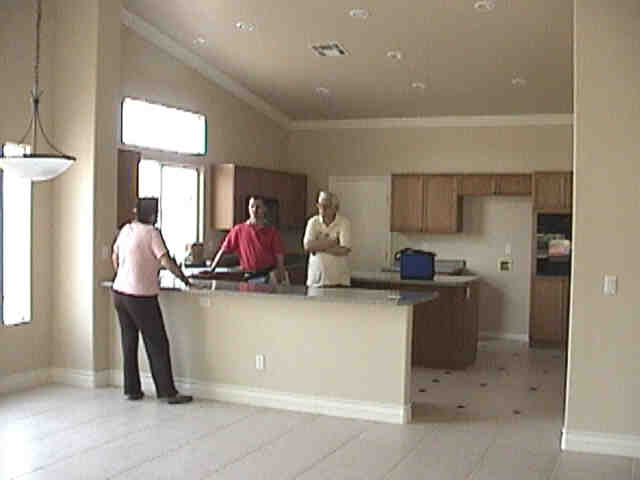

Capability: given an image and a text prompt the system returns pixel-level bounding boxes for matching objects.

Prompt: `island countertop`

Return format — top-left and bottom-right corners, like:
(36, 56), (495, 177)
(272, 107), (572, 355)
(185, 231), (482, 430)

(351, 271), (479, 287)
(101, 279), (438, 307)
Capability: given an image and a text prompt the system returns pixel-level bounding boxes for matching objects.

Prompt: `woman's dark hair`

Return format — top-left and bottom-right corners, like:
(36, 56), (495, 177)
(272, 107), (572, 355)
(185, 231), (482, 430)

(137, 197), (158, 224)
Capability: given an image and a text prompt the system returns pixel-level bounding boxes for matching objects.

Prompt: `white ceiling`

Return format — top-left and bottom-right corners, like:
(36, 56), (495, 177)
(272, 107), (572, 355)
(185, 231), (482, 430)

(122, 0), (573, 121)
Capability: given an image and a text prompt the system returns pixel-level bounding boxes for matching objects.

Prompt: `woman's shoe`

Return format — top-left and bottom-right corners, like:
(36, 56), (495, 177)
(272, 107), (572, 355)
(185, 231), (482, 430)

(163, 393), (193, 404)
(126, 392), (144, 401)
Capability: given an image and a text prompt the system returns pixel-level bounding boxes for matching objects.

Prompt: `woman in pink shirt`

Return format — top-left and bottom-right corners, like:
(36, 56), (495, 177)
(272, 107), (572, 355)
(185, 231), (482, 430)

(112, 198), (192, 404)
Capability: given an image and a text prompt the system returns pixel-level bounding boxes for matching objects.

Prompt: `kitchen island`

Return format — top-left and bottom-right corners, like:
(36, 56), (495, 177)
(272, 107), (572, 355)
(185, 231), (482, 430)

(105, 280), (437, 424)
(351, 271), (480, 370)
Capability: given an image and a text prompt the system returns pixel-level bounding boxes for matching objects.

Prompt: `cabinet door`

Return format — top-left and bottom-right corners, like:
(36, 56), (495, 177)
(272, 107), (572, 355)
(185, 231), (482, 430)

(533, 172), (572, 210)
(391, 175), (423, 232)
(117, 149), (140, 228)
(530, 276), (569, 347)
(495, 174), (532, 196)
(460, 174), (495, 196)
(289, 174), (307, 229)
(209, 164), (235, 230)
(423, 175), (462, 233)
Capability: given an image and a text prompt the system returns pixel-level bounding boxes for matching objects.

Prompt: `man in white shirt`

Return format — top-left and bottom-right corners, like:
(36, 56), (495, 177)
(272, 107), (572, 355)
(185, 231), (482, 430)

(303, 191), (352, 287)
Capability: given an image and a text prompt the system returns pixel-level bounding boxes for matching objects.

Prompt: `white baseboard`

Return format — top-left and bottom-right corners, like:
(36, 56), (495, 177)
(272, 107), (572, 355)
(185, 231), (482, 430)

(0, 368), (51, 395)
(109, 370), (410, 424)
(479, 331), (529, 343)
(50, 368), (111, 388)
(562, 429), (640, 458)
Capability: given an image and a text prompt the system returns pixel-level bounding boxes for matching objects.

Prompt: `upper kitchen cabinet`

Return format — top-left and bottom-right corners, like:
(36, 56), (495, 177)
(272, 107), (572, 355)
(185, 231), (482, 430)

(209, 164), (307, 230)
(391, 174), (462, 233)
(495, 174), (532, 196)
(533, 171), (573, 210)
(460, 174), (495, 196)
(459, 173), (532, 196)
(391, 174), (424, 232)
(423, 175), (463, 233)
(117, 149), (140, 228)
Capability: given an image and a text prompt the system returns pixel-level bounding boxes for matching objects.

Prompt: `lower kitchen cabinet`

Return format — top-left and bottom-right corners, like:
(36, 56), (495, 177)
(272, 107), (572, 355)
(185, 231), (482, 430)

(351, 279), (479, 369)
(530, 275), (570, 348)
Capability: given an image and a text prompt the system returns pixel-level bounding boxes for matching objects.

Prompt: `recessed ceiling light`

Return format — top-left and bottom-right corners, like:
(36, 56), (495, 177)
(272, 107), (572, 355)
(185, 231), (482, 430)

(235, 21), (255, 32)
(387, 50), (403, 61)
(411, 82), (426, 90)
(315, 87), (331, 96)
(349, 9), (370, 19)
(474, 0), (495, 12)
(193, 37), (206, 45)
(512, 77), (527, 86)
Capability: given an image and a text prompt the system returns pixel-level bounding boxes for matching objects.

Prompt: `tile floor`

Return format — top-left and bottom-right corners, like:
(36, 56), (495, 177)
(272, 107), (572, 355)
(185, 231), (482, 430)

(0, 339), (636, 479)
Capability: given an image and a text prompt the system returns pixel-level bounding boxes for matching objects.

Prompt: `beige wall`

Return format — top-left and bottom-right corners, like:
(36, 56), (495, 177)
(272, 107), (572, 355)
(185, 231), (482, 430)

(49, 0), (100, 371)
(565, 0), (640, 438)
(0, 0), (55, 377)
(119, 26), (289, 256)
(92, 0), (122, 372)
(285, 125), (571, 336)
(393, 196), (533, 337)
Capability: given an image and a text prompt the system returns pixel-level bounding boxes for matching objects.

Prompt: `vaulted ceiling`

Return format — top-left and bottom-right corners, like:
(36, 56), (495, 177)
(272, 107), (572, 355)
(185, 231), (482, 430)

(122, 0), (573, 121)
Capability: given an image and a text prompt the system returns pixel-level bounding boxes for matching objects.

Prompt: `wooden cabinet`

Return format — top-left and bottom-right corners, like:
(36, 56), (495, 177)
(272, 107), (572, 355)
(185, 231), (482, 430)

(459, 173), (531, 196)
(350, 279), (479, 369)
(391, 174), (424, 232)
(117, 149), (140, 228)
(391, 174), (462, 233)
(495, 174), (532, 195)
(533, 171), (573, 210)
(530, 276), (570, 347)
(460, 174), (495, 196)
(423, 175), (463, 233)
(209, 164), (307, 230)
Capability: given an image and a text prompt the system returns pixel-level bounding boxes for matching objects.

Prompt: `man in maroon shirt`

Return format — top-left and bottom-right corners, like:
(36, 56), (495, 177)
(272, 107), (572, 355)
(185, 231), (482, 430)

(209, 196), (287, 283)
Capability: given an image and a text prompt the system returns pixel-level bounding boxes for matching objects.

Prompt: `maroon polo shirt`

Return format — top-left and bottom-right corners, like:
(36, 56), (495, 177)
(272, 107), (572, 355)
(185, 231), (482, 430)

(221, 222), (284, 272)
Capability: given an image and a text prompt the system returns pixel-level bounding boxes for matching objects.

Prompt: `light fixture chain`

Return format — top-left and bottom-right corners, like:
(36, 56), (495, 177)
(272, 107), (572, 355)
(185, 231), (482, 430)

(34, 0), (42, 99)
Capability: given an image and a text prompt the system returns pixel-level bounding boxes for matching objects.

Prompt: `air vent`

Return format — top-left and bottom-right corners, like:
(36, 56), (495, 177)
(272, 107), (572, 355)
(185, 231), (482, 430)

(310, 42), (349, 57)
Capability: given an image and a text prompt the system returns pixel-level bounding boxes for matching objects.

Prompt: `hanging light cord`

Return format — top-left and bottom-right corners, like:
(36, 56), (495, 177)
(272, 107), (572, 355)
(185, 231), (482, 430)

(16, 0), (68, 157)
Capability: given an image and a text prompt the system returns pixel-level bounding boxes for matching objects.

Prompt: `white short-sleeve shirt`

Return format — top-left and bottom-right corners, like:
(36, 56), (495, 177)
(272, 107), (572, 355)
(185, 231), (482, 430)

(303, 214), (352, 287)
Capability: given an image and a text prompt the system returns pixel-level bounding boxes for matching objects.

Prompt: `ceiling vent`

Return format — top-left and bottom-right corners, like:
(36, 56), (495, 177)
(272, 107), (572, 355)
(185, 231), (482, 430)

(310, 42), (349, 57)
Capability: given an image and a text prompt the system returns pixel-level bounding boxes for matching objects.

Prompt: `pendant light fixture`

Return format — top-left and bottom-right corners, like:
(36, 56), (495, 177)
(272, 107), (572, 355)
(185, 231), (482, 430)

(0, 0), (75, 182)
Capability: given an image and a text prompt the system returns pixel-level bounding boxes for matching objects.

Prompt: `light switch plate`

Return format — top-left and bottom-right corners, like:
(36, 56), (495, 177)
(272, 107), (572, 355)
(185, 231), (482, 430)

(603, 275), (617, 295)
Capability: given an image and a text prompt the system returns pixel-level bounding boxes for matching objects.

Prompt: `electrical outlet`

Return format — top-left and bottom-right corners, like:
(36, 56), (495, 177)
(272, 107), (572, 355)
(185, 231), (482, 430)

(101, 245), (110, 260)
(603, 275), (617, 295)
(505, 243), (512, 256)
(255, 354), (265, 370)
(498, 257), (513, 272)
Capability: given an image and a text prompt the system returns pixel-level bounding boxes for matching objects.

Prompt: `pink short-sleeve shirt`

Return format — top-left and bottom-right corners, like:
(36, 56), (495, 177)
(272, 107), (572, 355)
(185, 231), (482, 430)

(112, 222), (168, 296)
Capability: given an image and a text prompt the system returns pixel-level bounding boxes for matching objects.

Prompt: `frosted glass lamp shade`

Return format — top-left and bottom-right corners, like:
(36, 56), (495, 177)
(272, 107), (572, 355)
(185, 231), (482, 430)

(0, 151), (74, 181)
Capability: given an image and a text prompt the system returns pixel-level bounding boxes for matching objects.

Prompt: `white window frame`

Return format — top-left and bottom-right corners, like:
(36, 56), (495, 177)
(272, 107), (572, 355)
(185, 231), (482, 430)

(138, 159), (205, 261)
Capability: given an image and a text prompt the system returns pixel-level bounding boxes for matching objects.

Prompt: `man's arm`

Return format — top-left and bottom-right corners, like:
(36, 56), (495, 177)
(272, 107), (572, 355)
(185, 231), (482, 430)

(208, 247), (228, 272)
(304, 236), (338, 253)
(112, 252), (119, 271)
(324, 245), (351, 256)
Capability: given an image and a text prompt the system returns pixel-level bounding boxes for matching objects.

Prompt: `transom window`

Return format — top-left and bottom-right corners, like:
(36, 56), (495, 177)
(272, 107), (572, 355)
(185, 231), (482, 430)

(122, 97), (206, 155)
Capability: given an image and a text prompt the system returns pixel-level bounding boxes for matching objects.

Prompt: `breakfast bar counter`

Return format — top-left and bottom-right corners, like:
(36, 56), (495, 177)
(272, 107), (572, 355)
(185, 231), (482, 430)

(105, 279), (438, 424)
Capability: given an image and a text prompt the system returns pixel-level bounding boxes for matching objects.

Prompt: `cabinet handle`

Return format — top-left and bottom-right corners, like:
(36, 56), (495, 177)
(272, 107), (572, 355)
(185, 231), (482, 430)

(466, 286), (471, 299)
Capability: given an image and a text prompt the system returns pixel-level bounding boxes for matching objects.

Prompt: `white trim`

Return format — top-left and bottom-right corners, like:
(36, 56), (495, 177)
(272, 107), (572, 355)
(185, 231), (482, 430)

(479, 331), (529, 343)
(0, 368), (50, 395)
(50, 368), (111, 388)
(109, 370), (410, 424)
(120, 9), (291, 129)
(291, 114), (574, 131)
(562, 429), (640, 458)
